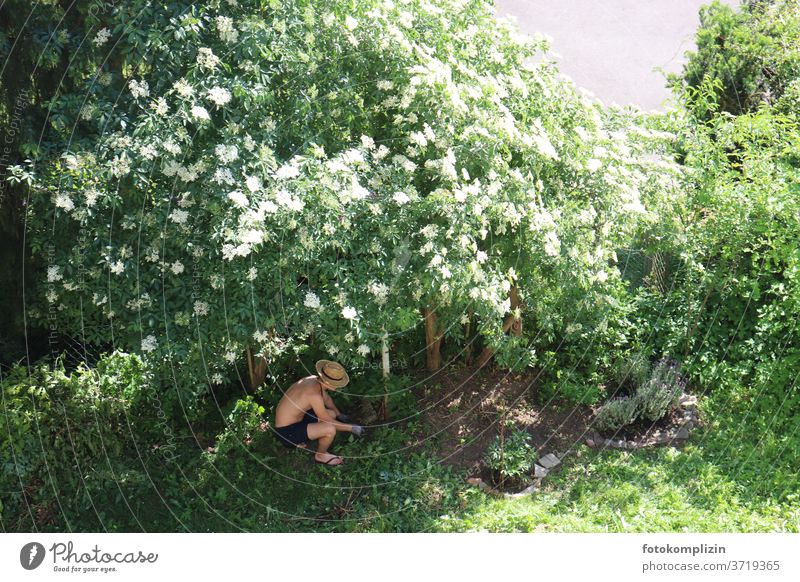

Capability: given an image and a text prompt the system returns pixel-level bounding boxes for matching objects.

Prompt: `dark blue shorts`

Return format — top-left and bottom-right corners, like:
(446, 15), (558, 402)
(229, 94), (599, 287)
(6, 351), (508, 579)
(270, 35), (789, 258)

(274, 411), (319, 448)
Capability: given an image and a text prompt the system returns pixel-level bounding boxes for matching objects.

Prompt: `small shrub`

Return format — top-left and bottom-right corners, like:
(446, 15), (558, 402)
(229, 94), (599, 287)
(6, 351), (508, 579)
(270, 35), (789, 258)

(637, 358), (685, 422)
(609, 351), (651, 396)
(484, 427), (537, 487)
(593, 396), (641, 433)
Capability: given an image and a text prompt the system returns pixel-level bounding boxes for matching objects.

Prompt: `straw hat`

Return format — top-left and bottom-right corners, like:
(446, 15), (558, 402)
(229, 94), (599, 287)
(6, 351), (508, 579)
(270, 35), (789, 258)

(315, 360), (350, 388)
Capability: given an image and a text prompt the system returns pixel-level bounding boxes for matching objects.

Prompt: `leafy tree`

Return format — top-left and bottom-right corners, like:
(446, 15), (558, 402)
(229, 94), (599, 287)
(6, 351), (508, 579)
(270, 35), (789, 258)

(672, 0), (800, 118)
(20, 0), (668, 407)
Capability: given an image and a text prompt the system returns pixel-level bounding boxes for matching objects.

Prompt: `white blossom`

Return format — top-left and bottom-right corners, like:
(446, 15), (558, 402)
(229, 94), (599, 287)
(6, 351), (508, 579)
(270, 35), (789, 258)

(129, 79), (149, 100)
(151, 97), (168, 116)
(191, 105), (210, 121)
(357, 344), (370, 357)
(304, 291), (321, 309)
(47, 265), (62, 282)
(196, 47), (220, 70)
(228, 190), (249, 207)
(275, 165), (300, 179)
(215, 144), (238, 164)
(141, 335), (157, 352)
(215, 15), (239, 44)
(245, 175), (261, 192)
(54, 193), (74, 212)
(194, 301), (209, 316)
(93, 28), (112, 47)
(173, 79), (194, 98)
(206, 86), (232, 107)
(170, 261), (185, 275)
(342, 306), (358, 320)
(393, 191), (410, 205)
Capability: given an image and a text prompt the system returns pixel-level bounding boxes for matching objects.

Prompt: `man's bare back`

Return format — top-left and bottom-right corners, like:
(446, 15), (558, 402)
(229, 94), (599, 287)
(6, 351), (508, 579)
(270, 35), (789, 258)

(274, 376), (324, 427)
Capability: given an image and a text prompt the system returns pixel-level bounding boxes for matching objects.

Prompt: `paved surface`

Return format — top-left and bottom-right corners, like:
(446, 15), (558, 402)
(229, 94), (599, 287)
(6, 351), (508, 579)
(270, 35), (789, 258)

(494, 0), (739, 110)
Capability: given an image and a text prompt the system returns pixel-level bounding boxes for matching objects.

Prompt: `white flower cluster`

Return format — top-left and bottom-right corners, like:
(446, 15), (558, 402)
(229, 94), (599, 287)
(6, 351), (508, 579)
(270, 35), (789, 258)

(207, 86), (232, 107)
(196, 47), (220, 70)
(141, 335), (157, 352)
(54, 192), (74, 212)
(93, 28), (112, 47)
(129, 79), (149, 100)
(216, 15), (239, 44)
(304, 291), (321, 309)
(191, 105), (211, 121)
(215, 144), (238, 164)
(174, 79), (194, 98)
(368, 281), (389, 306)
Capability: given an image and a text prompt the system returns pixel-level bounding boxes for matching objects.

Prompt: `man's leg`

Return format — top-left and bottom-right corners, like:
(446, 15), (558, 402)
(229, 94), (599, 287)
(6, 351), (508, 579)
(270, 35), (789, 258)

(306, 422), (341, 464)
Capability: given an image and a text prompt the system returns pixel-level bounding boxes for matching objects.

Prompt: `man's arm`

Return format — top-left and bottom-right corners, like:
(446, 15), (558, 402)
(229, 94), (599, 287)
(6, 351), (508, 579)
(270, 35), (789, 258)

(310, 392), (352, 431)
(322, 390), (341, 416)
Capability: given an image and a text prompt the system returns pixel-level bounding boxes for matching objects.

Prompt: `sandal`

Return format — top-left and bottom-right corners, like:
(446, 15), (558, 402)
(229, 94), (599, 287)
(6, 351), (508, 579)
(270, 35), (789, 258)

(314, 455), (343, 466)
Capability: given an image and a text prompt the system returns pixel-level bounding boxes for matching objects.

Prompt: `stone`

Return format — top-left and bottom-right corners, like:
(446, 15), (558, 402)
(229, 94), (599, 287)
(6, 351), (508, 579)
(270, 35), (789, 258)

(586, 438), (595, 447)
(466, 477), (483, 486)
(679, 394), (698, 408)
(674, 425), (690, 440)
(534, 464), (549, 479)
(505, 484), (537, 498)
(604, 438), (614, 447)
(538, 453), (561, 469)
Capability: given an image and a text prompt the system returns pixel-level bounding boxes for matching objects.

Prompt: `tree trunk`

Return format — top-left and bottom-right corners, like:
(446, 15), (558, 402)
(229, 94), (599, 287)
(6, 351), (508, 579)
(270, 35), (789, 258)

(422, 306), (443, 371)
(246, 346), (268, 391)
(381, 328), (390, 421)
(509, 285), (522, 336)
(464, 307), (474, 365)
(476, 286), (522, 369)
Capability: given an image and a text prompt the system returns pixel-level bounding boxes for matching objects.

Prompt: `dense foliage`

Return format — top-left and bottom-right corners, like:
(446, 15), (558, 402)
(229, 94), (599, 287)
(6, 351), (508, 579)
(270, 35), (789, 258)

(18, 0), (673, 407)
(3, 0), (800, 534)
(672, 0), (800, 117)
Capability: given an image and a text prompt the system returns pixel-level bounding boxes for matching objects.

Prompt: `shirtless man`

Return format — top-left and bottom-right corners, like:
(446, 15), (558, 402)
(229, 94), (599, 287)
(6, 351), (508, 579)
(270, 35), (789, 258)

(274, 360), (363, 466)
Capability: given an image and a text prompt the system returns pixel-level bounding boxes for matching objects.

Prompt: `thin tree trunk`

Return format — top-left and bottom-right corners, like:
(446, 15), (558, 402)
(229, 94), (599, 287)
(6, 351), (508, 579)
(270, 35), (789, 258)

(464, 307), (474, 365)
(246, 346), (268, 391)
(422, 306), (443, 371)
(381, 328), (390, 420)
(476, 286), (522, 369)
(510, 285), (522, 336)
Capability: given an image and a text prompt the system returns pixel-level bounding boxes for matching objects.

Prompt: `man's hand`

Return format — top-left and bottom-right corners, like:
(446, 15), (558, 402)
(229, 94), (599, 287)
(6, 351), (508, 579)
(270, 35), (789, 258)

(351, 425), (364, 437)
(336, 412), (351, 423)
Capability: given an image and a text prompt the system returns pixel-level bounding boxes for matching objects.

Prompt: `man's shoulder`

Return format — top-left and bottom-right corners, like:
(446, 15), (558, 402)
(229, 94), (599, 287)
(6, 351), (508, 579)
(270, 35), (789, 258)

(296, 375), (322, 393)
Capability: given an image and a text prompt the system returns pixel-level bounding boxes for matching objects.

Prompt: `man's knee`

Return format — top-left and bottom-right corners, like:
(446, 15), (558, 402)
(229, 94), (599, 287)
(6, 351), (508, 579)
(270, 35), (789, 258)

(311, 422), (335, 438)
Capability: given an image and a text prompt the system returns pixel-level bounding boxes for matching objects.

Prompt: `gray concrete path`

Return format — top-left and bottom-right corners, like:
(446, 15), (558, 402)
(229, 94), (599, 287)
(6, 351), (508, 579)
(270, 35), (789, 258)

(494, 0), (739, 110)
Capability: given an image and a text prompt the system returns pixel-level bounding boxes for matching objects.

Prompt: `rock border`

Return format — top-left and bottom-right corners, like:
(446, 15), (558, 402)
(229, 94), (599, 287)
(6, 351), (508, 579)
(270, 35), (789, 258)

(466, 451), (563, 498)
(585, 393), (700, 451)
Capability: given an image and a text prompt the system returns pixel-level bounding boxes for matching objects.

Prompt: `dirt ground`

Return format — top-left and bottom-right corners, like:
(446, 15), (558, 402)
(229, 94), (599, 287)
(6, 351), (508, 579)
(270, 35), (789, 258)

(412, 365), (594, 476)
